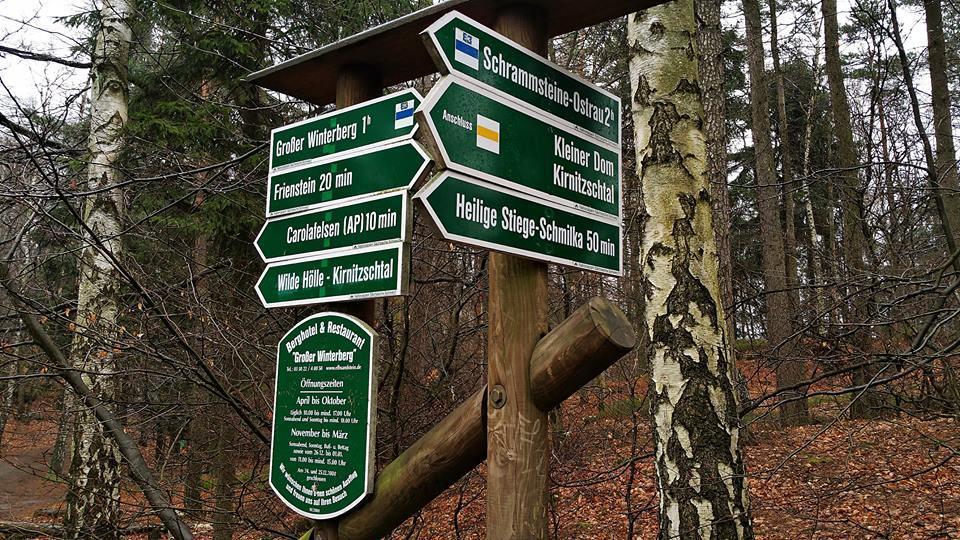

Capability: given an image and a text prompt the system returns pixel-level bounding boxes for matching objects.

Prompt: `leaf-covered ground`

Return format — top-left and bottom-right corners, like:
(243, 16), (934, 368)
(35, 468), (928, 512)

(1, 374), (958, 539)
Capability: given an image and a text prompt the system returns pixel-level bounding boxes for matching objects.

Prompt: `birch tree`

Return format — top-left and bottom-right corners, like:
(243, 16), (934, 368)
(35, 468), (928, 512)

(65, 1), (133, 537)
(629, 1), (753, 537)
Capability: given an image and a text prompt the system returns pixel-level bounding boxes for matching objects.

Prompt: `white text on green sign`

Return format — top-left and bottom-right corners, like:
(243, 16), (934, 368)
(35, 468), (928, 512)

(256, 192), (411, 262)
(422, 11), (621, 146)
(267, 140), (430, 217)
(269, 89), (422, 172)
(416, 172), (621, 275)
(420, 77), (620, 221)
(269, 312), (377, 519)
(256, 243), (409, 307)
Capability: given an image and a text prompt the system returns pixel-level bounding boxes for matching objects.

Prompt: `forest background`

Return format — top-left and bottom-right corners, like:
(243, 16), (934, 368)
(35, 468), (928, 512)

(0, 0), (959, 538)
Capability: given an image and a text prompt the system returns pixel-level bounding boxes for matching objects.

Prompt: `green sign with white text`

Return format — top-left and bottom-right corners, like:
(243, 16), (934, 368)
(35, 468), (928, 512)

(256, 192), (410, 262)
(256, 243), (408, 308)
(422, 11), (621, 146)
(416, 172), (621, 275)
(270, 89), (422, 171)
(270, 312), (377, 519)
(420, 77), (620, 221)
(267, 141), (430, 217)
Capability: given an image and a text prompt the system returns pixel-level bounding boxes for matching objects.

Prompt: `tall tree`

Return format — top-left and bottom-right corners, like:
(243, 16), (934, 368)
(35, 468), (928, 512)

(64, 1), (133, 537)
(921, 0), (960, 251)
(823, 0), (886, 418)
(629, 0), (754, 537)
(743, 0), (809, 425)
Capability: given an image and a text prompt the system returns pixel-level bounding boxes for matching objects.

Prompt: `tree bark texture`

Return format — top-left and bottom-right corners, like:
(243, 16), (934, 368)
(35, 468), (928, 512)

(65, 1), (133, 537)
(768, 0), (801, 312)
(628, 2), (754, 538)
(695, 0), (736, 348)
(923, 0), (960, 251)
(743, 0), (808, 426)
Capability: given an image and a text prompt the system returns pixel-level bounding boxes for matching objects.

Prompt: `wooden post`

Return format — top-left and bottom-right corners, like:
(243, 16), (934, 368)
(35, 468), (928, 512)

(486, 5), (550, 539)
(339, 298), (635, 540)
(312, 63), (383, 540)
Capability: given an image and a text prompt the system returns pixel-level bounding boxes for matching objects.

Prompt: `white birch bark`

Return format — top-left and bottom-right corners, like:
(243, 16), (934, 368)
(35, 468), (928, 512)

(628, 1), (753, 538)
(65, 1), (132, 537)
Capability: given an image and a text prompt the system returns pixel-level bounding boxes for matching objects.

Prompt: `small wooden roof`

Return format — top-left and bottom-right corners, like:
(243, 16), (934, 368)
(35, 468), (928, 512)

(246, 0), (645, 106)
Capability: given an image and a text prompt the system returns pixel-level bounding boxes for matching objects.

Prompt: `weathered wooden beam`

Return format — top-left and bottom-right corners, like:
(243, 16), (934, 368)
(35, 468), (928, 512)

(485, 7), (550, 539)
(337, 297), (634, 540)
(530, 297), (637, 411)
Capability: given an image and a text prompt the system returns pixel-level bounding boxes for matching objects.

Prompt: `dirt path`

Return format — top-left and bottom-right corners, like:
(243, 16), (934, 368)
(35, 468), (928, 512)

(0, 418), (66, 521)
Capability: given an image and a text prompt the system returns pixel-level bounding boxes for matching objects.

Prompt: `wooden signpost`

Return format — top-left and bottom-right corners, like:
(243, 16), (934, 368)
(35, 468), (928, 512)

(247, 1), (644, 539)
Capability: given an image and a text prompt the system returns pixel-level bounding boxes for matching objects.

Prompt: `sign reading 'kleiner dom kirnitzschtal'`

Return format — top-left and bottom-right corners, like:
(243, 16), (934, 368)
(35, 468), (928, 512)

(416, 10), (623, 275)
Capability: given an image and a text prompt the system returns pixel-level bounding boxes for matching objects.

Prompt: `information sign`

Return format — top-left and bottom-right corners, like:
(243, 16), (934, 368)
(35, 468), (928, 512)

(269, 312), (377, 519)
(416, 172), (621, 275)
(256, 243), (408, 307)
(256, 192), (410, 262)
(270, 88), (422, 172)
(422, 11), (621, 145)
(419, 77), (620, 221)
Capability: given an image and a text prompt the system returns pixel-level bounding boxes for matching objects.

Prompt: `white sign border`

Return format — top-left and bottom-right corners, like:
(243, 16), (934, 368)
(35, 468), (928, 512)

(269, 87), (425, 175)
(421, 10), (622, 149)
(256, 191), (412, 263)
(416, 171), (623, 276)
(256, 241), (410, 308)
(419, 76), (622, 225)
(268, 311), (378, 521)
(266, 139), (432, 218)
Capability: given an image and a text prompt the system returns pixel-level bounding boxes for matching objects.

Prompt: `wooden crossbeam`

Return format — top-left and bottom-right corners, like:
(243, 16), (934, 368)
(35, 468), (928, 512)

(337, 297), (635, 540)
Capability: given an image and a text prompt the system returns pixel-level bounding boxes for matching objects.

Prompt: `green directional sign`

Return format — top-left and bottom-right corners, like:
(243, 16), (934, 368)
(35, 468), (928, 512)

(420, 77), (620, 221)
(417, 172), (621, 275)
(270, 312), (377, 519)
(256, 192), (410, 262)
(422, 11), (621, 146)
(256, 243), (408, 307)
(267, 140), (430, 217)
(270, 88), (422, 171)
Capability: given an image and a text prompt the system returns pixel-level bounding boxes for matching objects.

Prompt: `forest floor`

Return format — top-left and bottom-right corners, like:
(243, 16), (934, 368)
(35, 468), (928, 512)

(1, 366), (958, 539)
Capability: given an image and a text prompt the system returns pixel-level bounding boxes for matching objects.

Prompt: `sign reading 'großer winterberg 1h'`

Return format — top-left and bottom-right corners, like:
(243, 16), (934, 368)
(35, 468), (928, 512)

(421, 11), (621, 147)
(269, 88), (422, 172)
(419, 77), (621, 222)
(417, 172), (622, 275)
(270, 312), (377, 519)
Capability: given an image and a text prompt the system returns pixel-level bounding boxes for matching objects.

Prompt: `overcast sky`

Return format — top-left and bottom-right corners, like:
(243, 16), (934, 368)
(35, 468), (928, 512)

(0, 0), (933, 124)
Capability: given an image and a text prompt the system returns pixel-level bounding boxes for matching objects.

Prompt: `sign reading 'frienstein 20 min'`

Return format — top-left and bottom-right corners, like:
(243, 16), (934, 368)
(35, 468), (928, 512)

(256, 243), (408, 308)
(422, 11), (621, 146)
(267, 140), (430, 217)
(420, 77), (620, 221)
(417, 172), (622, 275)
(269, 88), (423, 172)
(269, 312), (377, 519)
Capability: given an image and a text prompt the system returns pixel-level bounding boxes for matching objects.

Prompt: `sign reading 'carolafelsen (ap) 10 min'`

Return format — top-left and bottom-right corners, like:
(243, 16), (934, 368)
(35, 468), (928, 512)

(421, 10), (621, 147)
(269, 88), (422, 172)
(269, 312), (377, 519)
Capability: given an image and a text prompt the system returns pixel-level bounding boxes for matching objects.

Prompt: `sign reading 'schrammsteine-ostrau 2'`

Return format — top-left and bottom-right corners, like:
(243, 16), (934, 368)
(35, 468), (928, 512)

(269, 313), (377, 519)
